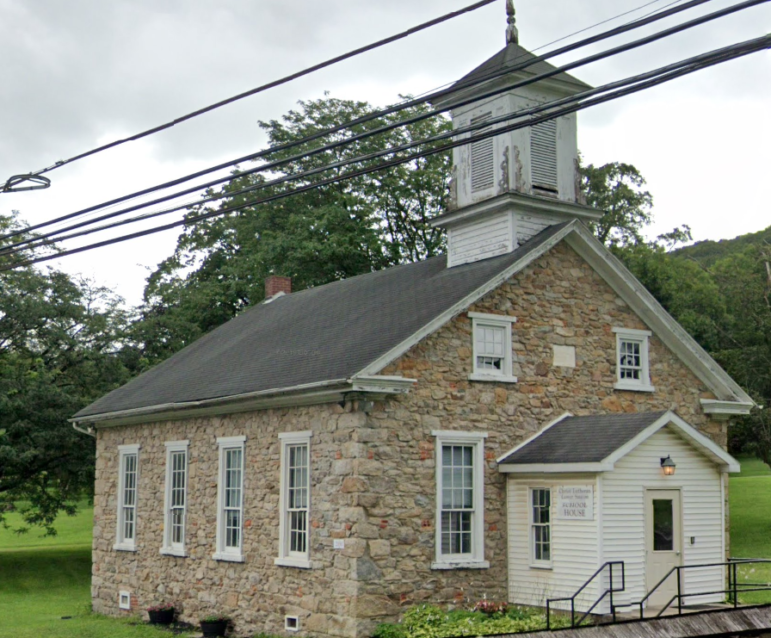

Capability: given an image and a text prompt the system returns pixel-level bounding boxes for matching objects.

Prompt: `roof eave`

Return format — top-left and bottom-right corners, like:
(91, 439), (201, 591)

(71, 375), (416, 428)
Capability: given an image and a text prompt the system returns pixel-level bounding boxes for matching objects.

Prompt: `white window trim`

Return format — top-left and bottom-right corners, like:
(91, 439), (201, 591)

(529, 486), (553, 569)
(612, 327), (655, 392)
(114, 444), (140, 552)
(214, 435), (246, 563)
(275, 431), (313, 569)
(160, 440), (189, 557)
(431, 430), (489, 570)
(468, 312), (518, 383)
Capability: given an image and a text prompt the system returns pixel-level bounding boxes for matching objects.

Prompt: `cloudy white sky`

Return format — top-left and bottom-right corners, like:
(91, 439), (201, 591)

(1, 0), (768, 306)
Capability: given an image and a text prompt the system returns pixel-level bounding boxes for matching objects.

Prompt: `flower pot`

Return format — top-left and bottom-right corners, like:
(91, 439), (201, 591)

(148, 608), (175, 625)
(200, 619), (229, 637)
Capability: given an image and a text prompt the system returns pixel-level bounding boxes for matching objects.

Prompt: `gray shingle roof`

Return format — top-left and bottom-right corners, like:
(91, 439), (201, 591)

(498, 412), (669, 465)
(75, 224), (568, 419)
(451, 42), (591, 94)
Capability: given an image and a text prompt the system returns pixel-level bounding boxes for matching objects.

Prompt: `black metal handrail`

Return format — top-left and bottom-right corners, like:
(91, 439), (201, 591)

(545, 561), (625, 629)
(619, 558), (771, 619)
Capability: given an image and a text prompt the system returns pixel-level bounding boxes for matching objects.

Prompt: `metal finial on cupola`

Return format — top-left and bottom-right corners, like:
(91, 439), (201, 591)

(506, 0), (519, 44)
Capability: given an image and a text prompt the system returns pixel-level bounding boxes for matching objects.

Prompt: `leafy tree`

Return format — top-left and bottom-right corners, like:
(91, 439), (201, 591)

(134, 95), (451, 365)
(0, 214), (131, 534)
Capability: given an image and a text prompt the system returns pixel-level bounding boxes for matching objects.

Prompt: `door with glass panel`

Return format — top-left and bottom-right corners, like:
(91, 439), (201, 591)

(645, 489), (682, 608)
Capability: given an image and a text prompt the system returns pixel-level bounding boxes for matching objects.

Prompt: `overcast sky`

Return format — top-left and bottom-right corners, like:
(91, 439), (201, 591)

(1, 0), (768, 306)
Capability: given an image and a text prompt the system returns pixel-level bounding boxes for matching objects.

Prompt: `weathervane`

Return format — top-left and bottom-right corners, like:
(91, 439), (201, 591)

(506, 0), (518, 44)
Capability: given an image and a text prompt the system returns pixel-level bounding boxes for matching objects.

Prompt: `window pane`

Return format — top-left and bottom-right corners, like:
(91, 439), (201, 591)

(653, 499), (674, 551)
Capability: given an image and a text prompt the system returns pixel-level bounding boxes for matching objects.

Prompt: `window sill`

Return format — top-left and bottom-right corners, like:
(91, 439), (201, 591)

(274, 556), (312, 569)
(529, 563), (553, 571)
(113, 543), (137, 552)
(212, 551), (244, 563)
(160, 547), (187, 558)
(614, 382), (655, 393)
(468, 373), (518, 384)
(431, 560), (490, 570)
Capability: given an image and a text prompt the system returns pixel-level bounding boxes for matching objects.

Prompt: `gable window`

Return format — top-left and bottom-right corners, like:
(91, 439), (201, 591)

(530, 487), (552, 567)
(115, 444), (140, 552)
(613, 327), (654, 392)
(275, 431), (312, 569)
(431, 431), (489, 570)
(161, 440), (189, 557)
(469, 312), (517, 383)
(214, 435), (246, 562)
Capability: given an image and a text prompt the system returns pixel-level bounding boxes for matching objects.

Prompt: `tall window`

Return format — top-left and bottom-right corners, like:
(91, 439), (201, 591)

(469, 113), (495, 192)
(276, 431), (312, 569)
(530, 119), (558, 193)
(214, 436), (246, 562)
(613, 327), (654, 392)
(161, 441), (189, 556)
(432, 431), (488, 570)
(469, 312), (517, 382)
(531, 488), (551, 566)
(115, 444), (140, 551)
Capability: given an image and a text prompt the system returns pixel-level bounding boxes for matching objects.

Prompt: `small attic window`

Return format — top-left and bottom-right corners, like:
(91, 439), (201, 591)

(531, 119), (558, 193)
(470, 113), (495, 192)
(613, 327), (655, 392)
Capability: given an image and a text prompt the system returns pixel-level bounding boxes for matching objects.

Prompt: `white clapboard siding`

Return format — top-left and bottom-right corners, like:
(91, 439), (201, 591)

(512, 211), (563, 243)
(531, 119), (558, 191)
(447, 212), (513, 267)
(507, 475), (601, 612)
(602, 427), (725, 610)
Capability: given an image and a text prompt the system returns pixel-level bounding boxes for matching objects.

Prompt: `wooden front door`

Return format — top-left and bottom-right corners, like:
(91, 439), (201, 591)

(645, 489), (682, 608)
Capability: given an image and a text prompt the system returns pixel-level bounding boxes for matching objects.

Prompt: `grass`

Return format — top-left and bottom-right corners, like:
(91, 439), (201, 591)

(0, 504), (194, 638)
(730, 455), (771, 604)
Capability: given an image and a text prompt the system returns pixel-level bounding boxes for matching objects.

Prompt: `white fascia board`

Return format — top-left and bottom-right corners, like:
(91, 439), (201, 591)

(604, 411), (741, 473)
(498, 462), (610, 474)
(563, 226), (755, 407)
(495, 412), (573, 464)
(355, 221), (579, 379)
(350, 375), (417, 394)
(700, 399), (754, 418)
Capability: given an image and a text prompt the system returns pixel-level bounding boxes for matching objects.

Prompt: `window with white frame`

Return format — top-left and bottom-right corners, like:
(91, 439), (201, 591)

(431, 431), (488, 570)
(469, 312), (517, 383)
(214, 436), (246, 562)
(115, 444), (140, 551)
(530, 487), (551, 567)
(275, 431), (312, 568)
(161, 440), (189, 556)
(613, 327), (654, 392)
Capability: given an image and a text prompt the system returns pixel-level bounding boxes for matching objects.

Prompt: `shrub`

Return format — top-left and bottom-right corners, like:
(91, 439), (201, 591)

(371, 603), (568, 638)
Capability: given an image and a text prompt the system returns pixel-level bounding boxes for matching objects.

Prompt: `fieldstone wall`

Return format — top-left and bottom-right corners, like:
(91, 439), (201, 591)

(92, 240), (730, 638)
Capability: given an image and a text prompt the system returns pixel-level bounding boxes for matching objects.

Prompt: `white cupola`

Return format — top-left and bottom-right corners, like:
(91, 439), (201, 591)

(431, 1), (602, 267)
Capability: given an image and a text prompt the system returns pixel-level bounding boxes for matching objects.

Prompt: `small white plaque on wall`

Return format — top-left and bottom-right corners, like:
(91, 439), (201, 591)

(552, 345), (576, 368)
(333, 539), (345, 550)
(556, 485), (594, 520)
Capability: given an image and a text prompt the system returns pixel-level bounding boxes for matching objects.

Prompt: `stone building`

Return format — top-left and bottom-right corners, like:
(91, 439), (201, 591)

(74, 10), (754, 638)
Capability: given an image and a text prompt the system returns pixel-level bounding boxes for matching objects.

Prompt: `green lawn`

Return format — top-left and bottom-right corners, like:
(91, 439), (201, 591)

(730, 455), (771, 604)
(0, 505), (194, 638)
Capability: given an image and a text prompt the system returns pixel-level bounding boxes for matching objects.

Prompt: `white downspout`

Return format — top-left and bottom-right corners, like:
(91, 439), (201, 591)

(72, 422), (96, 438)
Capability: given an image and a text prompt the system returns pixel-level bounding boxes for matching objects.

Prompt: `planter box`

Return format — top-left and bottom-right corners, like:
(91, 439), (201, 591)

(148, 608), (175, 625)
(200, 619), (229, 637)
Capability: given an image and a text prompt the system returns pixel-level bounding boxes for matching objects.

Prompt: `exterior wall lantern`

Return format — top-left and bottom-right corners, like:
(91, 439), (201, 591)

(660, 455), (676, 476)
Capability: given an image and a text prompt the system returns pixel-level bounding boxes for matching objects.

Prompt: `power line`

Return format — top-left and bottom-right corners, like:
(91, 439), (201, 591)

(0, 0), (730, 247)
(0, 0), (497, 194)
(3, 34), (766, 272)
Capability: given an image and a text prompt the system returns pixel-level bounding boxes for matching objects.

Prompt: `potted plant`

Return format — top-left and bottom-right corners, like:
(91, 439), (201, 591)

(147, 603), (175, 625)
(200, 614), (231, 637)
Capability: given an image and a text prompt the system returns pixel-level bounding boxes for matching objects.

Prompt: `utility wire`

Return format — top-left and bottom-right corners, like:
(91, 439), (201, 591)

(0, 0), (497, 194)
(3, 0), (763, 256)
(0, 0), (729, 246)
(3, 34), (766, 272)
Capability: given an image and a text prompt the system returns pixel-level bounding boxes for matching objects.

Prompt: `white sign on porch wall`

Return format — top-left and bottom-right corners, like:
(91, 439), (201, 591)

(556, 485), (594, 520)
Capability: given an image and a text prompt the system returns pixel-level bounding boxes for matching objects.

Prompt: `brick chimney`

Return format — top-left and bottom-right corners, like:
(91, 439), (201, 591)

(265, 275), (292, 298)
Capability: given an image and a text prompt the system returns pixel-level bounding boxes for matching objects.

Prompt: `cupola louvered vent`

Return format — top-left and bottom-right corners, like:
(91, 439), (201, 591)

(531, 119), (558, 191)
(470, 113), (495, 192)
